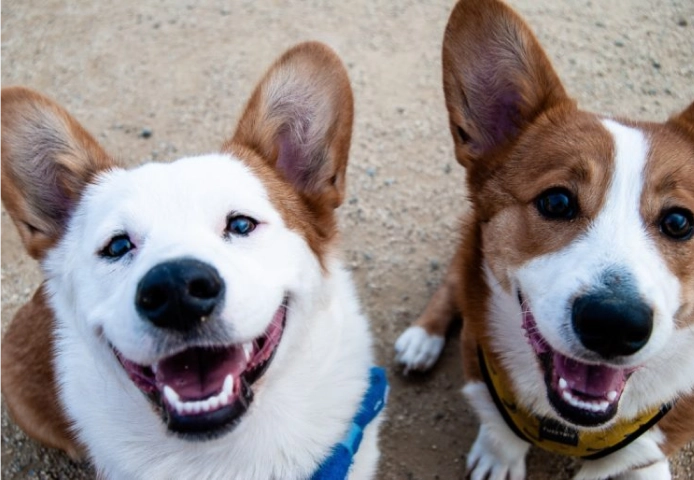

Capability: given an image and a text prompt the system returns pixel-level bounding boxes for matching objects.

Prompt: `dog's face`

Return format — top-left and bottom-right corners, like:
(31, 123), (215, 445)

(1, 42), (353, 439)
(443, 0), (694, 427)
(48, 155), (319, 437)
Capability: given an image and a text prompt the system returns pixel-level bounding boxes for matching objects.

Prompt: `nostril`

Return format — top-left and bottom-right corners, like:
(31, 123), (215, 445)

(138, 285), (169, 312)
(188, 277), (221, 300)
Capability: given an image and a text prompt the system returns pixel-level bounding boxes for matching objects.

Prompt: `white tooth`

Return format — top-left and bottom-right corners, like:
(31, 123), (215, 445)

(192, 402), (202, 414)
(562, 391), (573, 402)
(599, 401), (609, 411)
(243, 343), (253, 362)
(220, 392), (230, 406)
(182, 402), (195, 414)
(223, 374), (234, 396)
(210, 396), (220, 410)
(607, 391), (618, 402)
(201, 399), (212, 412)
(163, 386), (180, 405)
(559, 378), (568, 390)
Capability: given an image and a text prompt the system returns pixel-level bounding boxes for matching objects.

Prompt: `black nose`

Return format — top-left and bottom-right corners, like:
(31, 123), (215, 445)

(136, 258), (224, 332)
(572, 293), (653, 359)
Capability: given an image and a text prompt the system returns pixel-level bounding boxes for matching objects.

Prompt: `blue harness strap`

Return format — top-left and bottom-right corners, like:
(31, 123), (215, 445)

(311, 367), (389, 480)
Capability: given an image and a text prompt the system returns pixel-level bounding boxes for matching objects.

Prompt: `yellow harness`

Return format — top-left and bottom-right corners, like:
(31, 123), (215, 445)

(478, 347), (672, 459)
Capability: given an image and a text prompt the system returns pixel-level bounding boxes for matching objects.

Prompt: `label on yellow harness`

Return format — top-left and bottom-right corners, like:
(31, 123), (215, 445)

(478, 347), (672, 460)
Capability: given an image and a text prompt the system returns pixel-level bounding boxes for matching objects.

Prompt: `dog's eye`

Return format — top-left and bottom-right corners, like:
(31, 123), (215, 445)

(660, 208), (693, 241)
(536, 188), (577, 220)
(226, 215), (257, 236)
(101, 235), (134, 259)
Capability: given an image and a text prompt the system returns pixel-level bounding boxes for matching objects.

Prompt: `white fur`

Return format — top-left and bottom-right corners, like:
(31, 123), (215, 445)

(463, 382), (529, 480)
(575, 428), (668, 480)
(42, 154), (379, 479)
(394, 325), (445, 372)
(467, 120), (693, 479)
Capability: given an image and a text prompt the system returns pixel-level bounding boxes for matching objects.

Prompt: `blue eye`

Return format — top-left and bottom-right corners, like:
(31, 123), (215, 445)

(226, 215), (257, 236)
(101, 235), (134, 259)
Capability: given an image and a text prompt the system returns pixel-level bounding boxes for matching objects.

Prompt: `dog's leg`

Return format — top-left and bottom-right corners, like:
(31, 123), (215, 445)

(574, 428), (669, 480)
(395, 248), (462, 372)
(395, 244), (462, 373)
(463, 381), (529, 480)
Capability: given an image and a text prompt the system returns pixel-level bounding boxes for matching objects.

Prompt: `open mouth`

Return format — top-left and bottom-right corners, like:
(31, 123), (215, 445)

(113, 298), (288, 439)
(520, 294), (633, 427)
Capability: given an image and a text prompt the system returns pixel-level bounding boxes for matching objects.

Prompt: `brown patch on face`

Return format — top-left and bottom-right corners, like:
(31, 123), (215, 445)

(639, 120), (694, 328)
(223, 144), (333, 265)
(224, 42), (354, 267)
(476, 109), (615, 286)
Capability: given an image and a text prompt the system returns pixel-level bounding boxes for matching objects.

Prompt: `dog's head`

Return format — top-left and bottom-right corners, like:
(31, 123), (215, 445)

(1, 42), (353, 439)
(443, 0), (694, 426)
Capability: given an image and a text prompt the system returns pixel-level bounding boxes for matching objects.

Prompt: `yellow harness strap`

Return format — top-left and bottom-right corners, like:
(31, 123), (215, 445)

(478, 347), (672, 460)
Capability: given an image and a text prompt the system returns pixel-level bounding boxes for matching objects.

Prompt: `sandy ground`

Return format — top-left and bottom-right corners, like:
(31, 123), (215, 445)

(2, 0), (694, 478)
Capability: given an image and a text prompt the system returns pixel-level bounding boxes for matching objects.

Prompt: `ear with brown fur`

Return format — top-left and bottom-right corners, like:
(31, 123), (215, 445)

(227, 42), (353, 211)
(1, 87), (115, 260)
(668, 101), (694, 138)
(442, 0), (571, 168)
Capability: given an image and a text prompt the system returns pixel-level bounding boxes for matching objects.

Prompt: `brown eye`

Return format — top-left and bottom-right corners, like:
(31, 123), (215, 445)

(536, 188), (578, 220)
(660, 208), (693, 241)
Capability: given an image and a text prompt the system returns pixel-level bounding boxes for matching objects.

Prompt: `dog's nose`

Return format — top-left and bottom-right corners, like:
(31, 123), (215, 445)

(571, 293), (652, 359)
(136, 258), (225, 331)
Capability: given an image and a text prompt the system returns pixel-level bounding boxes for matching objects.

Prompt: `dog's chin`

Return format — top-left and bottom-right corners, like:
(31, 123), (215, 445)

(519, 293), (637, 427)
(112, 297), (288, 440)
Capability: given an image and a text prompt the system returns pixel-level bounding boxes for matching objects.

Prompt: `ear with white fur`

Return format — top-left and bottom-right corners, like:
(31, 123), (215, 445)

(228, 42), (353, 211)
(442, 0), (571, 168)
(1, 87), (115, 259)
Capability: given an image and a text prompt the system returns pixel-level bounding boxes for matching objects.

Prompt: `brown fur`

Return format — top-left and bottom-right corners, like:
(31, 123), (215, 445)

(412, 0), (694, 466)
(1, 286), (83, 458)
(226, 41), (354, 264)
(1, 41), (354, 458)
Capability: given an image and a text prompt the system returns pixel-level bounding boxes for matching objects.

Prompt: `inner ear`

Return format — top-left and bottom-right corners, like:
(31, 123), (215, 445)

(1, 87), (115, 259)
(227, 42), (353, 210)
(442, 0), (571, 167)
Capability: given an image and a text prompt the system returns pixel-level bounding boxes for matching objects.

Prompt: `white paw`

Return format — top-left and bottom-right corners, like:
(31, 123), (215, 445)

(394, 326), (444, 372)
(467, 425), (527, 480)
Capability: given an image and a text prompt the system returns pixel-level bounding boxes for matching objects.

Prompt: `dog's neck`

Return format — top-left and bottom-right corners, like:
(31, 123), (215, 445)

(477, 346), (672, 459)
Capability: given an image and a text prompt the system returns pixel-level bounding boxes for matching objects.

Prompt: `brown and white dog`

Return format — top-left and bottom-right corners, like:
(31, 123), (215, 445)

(395, 1), (694, 479)
(2, 42), (385, 479)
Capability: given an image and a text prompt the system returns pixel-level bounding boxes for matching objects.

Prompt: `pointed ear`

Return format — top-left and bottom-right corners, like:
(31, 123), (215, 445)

(668, 101), (694, 138)
(1, 87), (115, 259)
(227, 41), (353, 210)
(442, 0), (571, 168)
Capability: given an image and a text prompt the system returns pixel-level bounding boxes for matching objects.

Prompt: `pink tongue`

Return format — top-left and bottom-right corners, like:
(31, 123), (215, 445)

(554, 352), (625, 397)
(156, 347), (247, 401)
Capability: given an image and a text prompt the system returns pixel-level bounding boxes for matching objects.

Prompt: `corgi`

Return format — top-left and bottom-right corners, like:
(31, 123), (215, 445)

(1, 42), (386, 480)
(395, 1), (694, 479)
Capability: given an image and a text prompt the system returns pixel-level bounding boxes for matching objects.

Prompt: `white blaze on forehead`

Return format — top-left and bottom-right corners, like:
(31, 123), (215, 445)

(513, 119), (681, 364)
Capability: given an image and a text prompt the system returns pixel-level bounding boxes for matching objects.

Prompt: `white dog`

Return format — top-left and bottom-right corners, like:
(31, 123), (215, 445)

(1, 42), (386, 480)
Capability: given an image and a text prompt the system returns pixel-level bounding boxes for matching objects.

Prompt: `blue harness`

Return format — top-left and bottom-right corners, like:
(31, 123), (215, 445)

(311, 367), (389, 480)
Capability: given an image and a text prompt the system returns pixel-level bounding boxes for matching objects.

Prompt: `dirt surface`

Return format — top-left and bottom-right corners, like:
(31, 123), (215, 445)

(2, 0), (694, 478)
